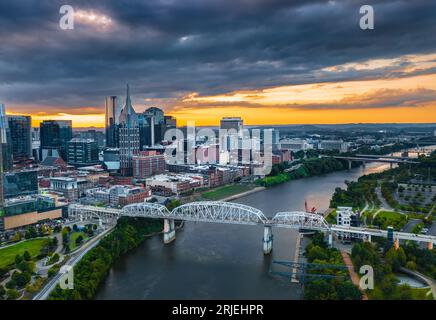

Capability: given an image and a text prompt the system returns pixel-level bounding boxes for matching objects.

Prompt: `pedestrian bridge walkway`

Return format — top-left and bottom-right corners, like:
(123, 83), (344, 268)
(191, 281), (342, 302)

(68, 201), (436, 254)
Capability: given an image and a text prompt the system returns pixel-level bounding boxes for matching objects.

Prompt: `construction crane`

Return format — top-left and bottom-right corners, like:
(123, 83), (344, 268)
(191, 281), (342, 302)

(304, 200), (317, 214)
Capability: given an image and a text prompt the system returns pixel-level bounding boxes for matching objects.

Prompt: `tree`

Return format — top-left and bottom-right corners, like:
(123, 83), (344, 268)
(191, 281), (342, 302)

(11, 232), (21, 242)
(336, 281), (362, 300)
(26, 226), (38, 239)
(306, 245), (329, 262)
(0, 285), (5, 300)
(75, 235), (84, 246)
(385, 247), (406, 271)
(6, 289), (20, 300)
(5, 279), (16, 289)
(311, 231), (327, 248)
(12, 271), (31, 288)
(23, 250), (31, 262)
(51, 236), (59, 248)
(405, 260), (417, 270)
(0, 267), (8, 278)
(166, 199), (182, 211)
(14, 254), (23, 266)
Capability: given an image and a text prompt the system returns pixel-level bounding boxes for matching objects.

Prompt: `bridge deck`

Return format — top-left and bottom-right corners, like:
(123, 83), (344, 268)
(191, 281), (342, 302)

(68, 204), (436, 244)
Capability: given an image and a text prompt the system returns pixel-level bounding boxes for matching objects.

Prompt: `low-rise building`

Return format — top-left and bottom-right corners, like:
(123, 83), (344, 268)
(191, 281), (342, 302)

(132, 151), (166, 179)
(145, 173), (204, 195)
(49, 176), (93, 200)
(85, 185), (152, 207)
(336, 206), (361, 240)
(279, 138), (313, 152)
(110, 185), (152, 207)
(320, 140), (349, 153)
(2, 194), (67, 230)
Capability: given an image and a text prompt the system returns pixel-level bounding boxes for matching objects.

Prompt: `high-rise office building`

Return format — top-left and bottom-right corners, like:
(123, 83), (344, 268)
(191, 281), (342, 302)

(164, 115), (177, 140)
(119, 84), (140, 176)
(7, 115), (32, 161)
(40, 120), (73, 161)
(105, 96), (122, 148)
(220, 117), (244, 154)
(67, 138), (99, 167)
(139, 107), (166, 148)
(220, 117), (243, 132)
(0, 104), (6, 230)
(77, 129), (105, 147)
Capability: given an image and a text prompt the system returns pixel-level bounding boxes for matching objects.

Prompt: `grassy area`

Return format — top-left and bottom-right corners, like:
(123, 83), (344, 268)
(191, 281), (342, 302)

(69, 232), (88, 250)
(325, 209), (337, 224)
(201, 184), (253, 200)
(373, 211), (408, 230)
(410, 287), (434, 300)
(0, 238), (47, 268)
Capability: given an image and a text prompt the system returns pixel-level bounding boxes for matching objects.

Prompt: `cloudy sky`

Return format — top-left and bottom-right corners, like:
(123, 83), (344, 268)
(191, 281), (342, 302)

(1, 0), (435, 127)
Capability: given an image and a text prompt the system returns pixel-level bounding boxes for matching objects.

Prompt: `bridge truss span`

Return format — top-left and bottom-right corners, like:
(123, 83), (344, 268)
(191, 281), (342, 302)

(271, 212), (330, 231)
(122, 202), (171, 218)
(170, 201), (269, 225)
(68, 204), (121, 222)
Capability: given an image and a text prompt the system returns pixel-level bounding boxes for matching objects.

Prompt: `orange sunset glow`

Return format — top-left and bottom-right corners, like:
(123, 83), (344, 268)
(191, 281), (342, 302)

(9, 70), (436, 128)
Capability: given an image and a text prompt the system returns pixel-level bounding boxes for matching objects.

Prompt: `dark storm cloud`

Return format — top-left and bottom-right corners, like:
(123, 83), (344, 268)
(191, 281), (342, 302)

(0, 0), (435, 111)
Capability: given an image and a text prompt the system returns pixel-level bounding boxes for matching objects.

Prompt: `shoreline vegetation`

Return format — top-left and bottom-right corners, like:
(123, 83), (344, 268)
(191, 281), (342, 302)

(48, 217), (163, 300)
(256, 142), (409, 188)
(256, 157), (346, 188)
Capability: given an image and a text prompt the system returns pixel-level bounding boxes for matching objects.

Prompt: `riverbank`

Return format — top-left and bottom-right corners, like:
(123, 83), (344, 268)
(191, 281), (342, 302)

(256, 156), (346, 188)
(48, 217), (163, 300)
(220, 186), (265, 201)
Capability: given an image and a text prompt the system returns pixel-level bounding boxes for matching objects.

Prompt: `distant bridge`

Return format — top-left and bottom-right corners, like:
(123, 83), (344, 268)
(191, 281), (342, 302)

(319, 155), (419, 169)
(68, 201), (436, 254)
(355, 154), (413, 160)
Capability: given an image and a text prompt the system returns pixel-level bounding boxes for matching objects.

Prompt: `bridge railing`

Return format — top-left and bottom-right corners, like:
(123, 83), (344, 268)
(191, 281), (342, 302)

(271, 212), (330, 231)
(170, 201), (269, 225)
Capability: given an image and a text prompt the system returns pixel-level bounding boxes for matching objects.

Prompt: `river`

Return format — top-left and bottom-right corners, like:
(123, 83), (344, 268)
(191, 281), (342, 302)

(95, 162), (392, 300)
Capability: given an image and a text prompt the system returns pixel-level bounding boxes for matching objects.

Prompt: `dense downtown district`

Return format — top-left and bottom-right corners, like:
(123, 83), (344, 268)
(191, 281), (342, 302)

(0, 0), (436, 303)
(0, 91), (435, 300)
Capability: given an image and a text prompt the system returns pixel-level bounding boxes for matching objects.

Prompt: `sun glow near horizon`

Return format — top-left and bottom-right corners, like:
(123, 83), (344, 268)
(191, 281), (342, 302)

(8, 71), (436, 128)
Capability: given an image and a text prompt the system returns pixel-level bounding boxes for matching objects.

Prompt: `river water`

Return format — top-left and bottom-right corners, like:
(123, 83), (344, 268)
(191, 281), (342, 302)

(95, 162), (391, 300)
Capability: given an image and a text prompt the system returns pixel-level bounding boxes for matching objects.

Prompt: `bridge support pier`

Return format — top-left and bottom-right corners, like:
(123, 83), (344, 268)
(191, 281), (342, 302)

(348, 160), (352, 170)
(263, 226), (273, 254)
(428, 242), (434, 250)
(163, 219), (176, 244)
(328, 231), (333, 247)
(362, 161), (366, 168)
(367, 234), (372, 242)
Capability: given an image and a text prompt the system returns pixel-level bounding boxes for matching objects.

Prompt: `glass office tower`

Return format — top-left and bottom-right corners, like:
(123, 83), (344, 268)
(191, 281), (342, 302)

(40, 120), (73, 161)
(8, 115), (32, 161)
(105, 96), (122, 148)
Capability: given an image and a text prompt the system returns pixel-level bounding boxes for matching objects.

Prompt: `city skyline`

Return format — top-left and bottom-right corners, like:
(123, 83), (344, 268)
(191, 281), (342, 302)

(1, 1), (436, 127)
